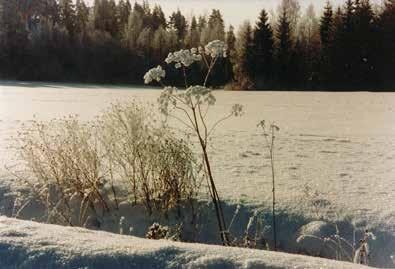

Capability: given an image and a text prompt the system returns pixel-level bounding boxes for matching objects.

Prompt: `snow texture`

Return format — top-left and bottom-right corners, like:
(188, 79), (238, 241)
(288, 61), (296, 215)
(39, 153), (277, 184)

(0, 216), (371, 269)
(0, 82), (395, 267)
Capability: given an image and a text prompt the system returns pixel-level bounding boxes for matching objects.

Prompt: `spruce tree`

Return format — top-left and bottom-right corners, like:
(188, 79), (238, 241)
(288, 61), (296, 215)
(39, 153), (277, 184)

(235, 22), (255, 89)
(59, 0), (76, 37)
(151, 5), (166, 31)
(169, 10), (187, 45)
(320, 1), (334, 49)
(186, 16), (200, 48)
(377, 0), (395, 87)
(252, 9), (274, 88)
(75, 0), (89, 34)
(276, 5), (293, 87)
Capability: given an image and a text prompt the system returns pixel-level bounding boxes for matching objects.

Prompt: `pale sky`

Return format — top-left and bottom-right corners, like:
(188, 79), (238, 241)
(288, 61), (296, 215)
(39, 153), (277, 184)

(85, 0), (384, 27)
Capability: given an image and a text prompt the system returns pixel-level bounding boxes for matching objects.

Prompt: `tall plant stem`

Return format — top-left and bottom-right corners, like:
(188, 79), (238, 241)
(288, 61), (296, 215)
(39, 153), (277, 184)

(192, 107), (229, 246)
(270, 128), (277, 251)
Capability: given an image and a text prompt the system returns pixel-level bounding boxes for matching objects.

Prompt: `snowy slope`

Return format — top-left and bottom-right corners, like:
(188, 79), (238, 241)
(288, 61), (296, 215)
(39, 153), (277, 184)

(1, 83), (395, 267)
(0, 216), (371, 269)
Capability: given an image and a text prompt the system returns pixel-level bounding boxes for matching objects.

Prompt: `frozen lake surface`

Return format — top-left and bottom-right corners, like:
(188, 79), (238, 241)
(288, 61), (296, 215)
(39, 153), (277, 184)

(1, 81), (395, 232)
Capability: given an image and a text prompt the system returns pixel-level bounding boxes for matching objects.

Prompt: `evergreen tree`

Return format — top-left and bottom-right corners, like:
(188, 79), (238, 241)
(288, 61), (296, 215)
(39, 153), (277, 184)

(226, 25), (237, 63)
(320, 1), (334, 50)
(59, 0), (76, 37)
(277, 0), (301, 39)
(42, 0), (60, 26)
(207, 9), (225, 41)
(276, 5), (294, 87)
(75, 0), (89, 34)
(117, 0), (131, 33)
(224, 25), (237, 82)
(353, 0), (377, 87)
(197, 15), (207, 32)
(123, 6), (144, 50)
(234, 21), (255, 89)
(108, 0), (119, 37)
(377, 0), (395, 88)
(319, 1), (334, 85)
(298, 4), (320, 88)
(186, 16), (200, 48)
(151, 5), (166, 31)
(169, 10), (187, 45)
(252, 9), (274, 88)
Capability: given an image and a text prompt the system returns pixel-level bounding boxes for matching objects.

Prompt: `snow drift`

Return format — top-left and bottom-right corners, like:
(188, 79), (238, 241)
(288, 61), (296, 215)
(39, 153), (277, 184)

(0, 216), (371, 269)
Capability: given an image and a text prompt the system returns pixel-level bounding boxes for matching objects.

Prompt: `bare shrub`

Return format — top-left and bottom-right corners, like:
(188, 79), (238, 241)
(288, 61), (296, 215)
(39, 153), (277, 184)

(13, 102), (201, 228)
(98, 102), (202, 218)
(15, 116), (109, 226)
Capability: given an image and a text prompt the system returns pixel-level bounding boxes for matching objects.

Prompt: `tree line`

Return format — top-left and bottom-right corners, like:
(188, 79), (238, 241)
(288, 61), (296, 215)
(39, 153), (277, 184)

(0, 0), (393, 90)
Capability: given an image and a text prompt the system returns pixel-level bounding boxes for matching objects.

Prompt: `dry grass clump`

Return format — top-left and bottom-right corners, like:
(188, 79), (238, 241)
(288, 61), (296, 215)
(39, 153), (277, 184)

(13, 101), (201, 227)
(99, 102), (201, 217)
(15, 116), (107, 226)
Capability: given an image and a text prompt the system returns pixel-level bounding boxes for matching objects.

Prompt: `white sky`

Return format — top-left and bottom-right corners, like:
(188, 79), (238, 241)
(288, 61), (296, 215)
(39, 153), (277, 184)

(85, 0), (384, 27)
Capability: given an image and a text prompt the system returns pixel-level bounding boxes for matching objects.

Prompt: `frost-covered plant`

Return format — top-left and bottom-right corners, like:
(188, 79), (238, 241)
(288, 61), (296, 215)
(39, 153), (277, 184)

(146, 223), (169, 240)
(303, 184), (332, 219)
(13, 116), (109, 226)
(98, 102), (201, 217)
(258, 120), (280, 251)
(354, 229), (375, 265)
(298, 224), (375, 264)
(145, 40), (243, 246)
(143, 65), (166, 84)
(13, 102), (201, 228)
(225, 206), (269, 249)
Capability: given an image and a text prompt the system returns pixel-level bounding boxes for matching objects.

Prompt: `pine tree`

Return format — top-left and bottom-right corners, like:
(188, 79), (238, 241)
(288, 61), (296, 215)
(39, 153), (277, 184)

(377, 0), (395, 87)
(59, 0), (76, 37)
(320, 1), (334, 49)
(276, 5), (293, 87)
(123, 6), (144, 50)
(207, 9), (225, 41)
(151, 5), (166, 31)
(186, 16), (200, 48)
(353, 0), (377, 87)
(252, 9), (274, 88)
(234, 21), (255, 89)
(298, 4), (320, 88)
(42, 0), (60, 26)
(224, 25), (237, 82)
(319, 1), (334, 86)
(116, 0), (130, 37)
(197, 15), (207, 32)
(75, 0), (89, 34)
(226, 25), (237, 63)
(108, 0), (118, 37)
(169, 10), (187, 45)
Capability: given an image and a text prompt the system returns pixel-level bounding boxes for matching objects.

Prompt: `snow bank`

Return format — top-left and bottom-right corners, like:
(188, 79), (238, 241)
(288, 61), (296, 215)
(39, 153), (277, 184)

(0, 216), (370, 269)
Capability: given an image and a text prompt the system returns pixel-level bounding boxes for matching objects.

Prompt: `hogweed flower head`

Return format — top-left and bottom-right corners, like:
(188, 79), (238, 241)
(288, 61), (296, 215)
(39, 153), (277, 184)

(165, 49), (202, 68)
(158, 86), (178, 115)
(205, 40), (227, 58)
(183, 85), (216, 106)
(144, 65), (165, 84)
(231, 104), (244, 117)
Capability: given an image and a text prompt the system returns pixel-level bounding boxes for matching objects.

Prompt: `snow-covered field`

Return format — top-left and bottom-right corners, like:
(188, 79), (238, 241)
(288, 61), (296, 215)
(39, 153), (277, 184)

(0, 81), (395, 268)
(0, 216), (370, 269)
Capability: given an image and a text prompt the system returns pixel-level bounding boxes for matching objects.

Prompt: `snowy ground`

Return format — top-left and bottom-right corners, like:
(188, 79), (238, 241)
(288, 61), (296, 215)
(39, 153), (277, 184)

(0, 216), (371, 269)
(0, 81), (395, 267)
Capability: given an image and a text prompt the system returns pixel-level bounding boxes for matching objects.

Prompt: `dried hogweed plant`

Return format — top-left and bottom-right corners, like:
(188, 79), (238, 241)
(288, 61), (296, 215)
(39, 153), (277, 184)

(144, 40), (244, 246)
(258, 120), (280, 251)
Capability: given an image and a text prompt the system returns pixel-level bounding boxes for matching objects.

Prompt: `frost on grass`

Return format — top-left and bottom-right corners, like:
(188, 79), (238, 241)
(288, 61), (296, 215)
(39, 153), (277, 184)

(12, 101), (201, 228)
